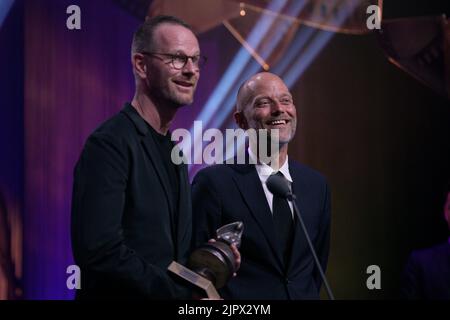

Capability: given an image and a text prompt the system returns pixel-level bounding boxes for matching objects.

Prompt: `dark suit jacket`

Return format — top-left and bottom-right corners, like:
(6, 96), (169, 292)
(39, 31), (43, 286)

(71, 103), (192, 299)
(401, 241), (450, 299)
(192, 160), (331, 299)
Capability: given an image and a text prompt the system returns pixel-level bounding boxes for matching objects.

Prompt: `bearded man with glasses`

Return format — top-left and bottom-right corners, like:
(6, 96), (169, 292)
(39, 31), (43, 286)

(71, 15), (239, 300)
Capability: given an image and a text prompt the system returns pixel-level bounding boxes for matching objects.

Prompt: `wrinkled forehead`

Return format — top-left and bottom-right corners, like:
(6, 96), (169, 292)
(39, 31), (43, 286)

(249, 79), (290, 96)
(237, 73), (292, 111)
(245, 75), (291, 102)
(153, 23), (200, 54)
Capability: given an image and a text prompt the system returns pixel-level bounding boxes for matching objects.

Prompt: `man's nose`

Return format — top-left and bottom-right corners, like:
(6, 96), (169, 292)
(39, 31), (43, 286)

(182, 58), (197, 75)
(271, 100), (284, 114)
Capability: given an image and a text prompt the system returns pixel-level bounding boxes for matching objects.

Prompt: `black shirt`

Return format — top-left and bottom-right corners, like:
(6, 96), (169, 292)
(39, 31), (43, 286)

(146, 123), (180, 215)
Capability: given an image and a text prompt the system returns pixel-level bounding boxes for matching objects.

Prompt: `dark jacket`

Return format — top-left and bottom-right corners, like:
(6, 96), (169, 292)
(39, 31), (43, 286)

(192, 160), (331, 299)
(71, 103), (192, 299)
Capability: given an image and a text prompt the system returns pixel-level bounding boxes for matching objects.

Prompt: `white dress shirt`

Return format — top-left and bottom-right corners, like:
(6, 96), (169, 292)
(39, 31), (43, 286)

(248, 148), (294, 218)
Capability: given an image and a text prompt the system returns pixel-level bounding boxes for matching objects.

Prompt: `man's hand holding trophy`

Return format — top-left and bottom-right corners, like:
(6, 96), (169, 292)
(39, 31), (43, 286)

(168, 221), (243, 299)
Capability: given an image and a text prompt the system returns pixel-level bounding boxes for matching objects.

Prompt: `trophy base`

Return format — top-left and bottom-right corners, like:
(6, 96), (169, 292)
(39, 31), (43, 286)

(167, 261), (221, 300)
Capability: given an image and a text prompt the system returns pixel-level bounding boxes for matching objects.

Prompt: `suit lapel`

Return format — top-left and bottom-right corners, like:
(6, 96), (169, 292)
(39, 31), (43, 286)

(230, 164), (284, 271)
(175, 149), (191, 260)
(121, 104), (175, 226)
(287, 163), (310, 274)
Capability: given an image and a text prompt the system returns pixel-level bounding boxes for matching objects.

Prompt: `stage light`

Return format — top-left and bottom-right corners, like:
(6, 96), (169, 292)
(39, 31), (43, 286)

(240, 2), (246, 17)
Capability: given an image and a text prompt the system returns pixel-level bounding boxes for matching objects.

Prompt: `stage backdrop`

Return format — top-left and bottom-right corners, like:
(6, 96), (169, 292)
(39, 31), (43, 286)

(0, 0), (448, 299)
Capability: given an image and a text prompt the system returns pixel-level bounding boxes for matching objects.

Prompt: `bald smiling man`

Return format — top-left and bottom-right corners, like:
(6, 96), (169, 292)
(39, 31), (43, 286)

(192, 72), (331, 300)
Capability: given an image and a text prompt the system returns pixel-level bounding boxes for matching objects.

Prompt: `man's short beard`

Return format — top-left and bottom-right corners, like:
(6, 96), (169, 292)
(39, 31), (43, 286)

(147, 84), (189, 109)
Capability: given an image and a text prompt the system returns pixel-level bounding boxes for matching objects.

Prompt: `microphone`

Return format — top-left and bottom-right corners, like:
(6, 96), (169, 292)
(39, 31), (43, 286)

(266, 173), (293, 200)
(266, 174), (335, 300)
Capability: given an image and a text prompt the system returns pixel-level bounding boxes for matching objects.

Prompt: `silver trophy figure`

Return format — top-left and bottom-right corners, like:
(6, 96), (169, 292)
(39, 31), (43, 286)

(168, 221), (244, 299)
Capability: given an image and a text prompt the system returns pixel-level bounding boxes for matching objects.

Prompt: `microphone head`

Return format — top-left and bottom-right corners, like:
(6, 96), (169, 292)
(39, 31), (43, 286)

(266, 173), (292, 199)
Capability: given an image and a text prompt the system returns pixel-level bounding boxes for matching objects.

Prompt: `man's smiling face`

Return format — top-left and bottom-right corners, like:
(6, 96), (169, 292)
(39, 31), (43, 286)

(145, 23), (200, 107)
(237, 73), (297, 145)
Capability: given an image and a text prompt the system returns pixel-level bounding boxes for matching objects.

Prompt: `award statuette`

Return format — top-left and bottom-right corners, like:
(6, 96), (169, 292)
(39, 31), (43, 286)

(168, 221), (244, 299)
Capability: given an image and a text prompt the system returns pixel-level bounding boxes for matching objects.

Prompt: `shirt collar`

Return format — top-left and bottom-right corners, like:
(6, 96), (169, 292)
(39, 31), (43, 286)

(248, 147), (293, 183)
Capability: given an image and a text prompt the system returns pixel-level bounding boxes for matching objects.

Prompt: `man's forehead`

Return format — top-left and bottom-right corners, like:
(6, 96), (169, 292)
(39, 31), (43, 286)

(247, 78), (291, 97)
(237, 73), (291, 110)
(153, 23), (199, 51)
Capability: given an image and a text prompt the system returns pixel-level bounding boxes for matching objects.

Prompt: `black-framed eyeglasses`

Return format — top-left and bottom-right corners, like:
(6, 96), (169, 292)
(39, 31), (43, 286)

(141, 52), (207, 70)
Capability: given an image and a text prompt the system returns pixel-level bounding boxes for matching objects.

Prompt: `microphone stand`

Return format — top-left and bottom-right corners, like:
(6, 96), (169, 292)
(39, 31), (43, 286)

(288, 192), (335, 300)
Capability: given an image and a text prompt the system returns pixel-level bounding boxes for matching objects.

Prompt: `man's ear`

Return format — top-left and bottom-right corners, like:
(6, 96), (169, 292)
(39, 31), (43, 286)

(234, 110), (248, 130)
(132, 53), (147, 80)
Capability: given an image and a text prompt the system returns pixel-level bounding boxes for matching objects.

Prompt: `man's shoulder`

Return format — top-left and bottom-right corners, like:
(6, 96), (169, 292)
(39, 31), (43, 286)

(193, 163), (254, 187)
(194, 163), (236, 179)
(87, 104), (137, 143)
(289, 160), (328, 185)
(195, 161), (328, 182)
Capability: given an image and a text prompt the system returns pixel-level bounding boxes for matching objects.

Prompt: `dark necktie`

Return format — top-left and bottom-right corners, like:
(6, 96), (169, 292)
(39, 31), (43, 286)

(271, 172), (294, 266)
